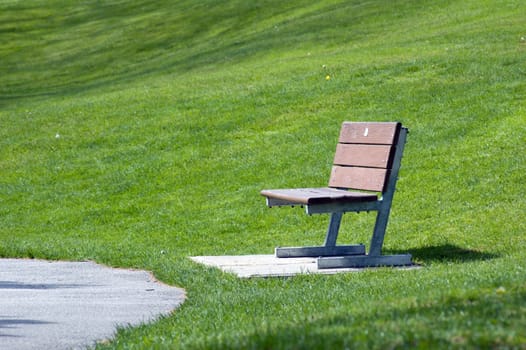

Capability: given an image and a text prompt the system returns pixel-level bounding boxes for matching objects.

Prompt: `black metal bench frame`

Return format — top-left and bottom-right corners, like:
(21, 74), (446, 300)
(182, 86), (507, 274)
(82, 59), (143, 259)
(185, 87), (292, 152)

(260, 121), (412, 269)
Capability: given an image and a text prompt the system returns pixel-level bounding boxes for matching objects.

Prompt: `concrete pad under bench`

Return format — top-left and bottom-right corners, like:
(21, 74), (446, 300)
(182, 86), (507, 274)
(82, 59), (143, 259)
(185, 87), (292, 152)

(190, 255), (419, 278)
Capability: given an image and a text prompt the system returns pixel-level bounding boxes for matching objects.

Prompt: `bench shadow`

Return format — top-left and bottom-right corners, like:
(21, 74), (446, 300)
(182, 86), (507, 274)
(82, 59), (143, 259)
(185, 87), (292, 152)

(389, 243), (499, 263)
(0, 318), (54, 337)
(0, 281), (89, 290)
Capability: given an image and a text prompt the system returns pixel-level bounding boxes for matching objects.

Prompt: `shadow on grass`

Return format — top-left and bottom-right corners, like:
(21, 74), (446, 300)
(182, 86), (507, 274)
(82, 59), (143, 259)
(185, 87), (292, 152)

(201, 288), (525, 349)
(390, 244), (499, 264)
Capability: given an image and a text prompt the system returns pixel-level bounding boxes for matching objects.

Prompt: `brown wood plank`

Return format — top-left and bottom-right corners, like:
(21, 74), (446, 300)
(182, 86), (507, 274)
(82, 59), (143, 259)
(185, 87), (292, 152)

(333, 144), (393, 168)
(338, 122), (400, 145)
(328, 166), (388, 192)
(260, 189), (310, 205)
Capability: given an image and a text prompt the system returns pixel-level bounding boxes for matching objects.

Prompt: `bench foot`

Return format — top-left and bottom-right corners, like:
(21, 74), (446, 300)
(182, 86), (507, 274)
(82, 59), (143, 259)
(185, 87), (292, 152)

(317, 254), (412, 269)
(275, 245), (366, 258)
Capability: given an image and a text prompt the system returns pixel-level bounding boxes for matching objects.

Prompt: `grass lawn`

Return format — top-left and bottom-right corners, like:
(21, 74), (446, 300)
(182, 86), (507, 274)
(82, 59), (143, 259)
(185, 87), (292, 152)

(1, 0), (525, 348)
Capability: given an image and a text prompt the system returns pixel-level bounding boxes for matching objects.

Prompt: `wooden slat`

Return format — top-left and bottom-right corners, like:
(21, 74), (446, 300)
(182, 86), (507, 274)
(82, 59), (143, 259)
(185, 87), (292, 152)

(328, 166), (388, 192)
(338, 122), (401, 145)
(333, 144), (393, 168)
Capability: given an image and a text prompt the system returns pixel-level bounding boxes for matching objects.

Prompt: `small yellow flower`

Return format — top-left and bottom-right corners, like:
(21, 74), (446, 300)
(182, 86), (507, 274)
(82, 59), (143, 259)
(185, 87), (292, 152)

(325, 75), (331, 80)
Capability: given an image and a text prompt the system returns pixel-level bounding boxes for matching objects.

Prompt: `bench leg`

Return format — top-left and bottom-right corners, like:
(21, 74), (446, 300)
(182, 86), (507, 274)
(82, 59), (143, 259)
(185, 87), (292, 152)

(276, 212), (366, 258)
(368, 207), (390, 256)
(317, 254), (412, 269)
(275, 244), (365, 258)
(324, 212), (342, 247)
(311, 208), (413, 268)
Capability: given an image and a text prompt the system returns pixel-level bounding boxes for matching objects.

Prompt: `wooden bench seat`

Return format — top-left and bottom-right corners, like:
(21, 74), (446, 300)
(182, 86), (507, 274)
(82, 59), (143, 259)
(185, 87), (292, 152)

(260, 121), (412, 268)
(260, 188), (378, 206)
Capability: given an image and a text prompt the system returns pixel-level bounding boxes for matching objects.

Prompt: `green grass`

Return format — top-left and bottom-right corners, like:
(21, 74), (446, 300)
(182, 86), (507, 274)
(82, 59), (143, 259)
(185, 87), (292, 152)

(1, 0), (525, 348)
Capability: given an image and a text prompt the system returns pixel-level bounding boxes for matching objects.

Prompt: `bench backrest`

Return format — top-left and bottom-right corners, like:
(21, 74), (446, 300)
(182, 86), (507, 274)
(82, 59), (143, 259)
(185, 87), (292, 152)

(329, 122), (404, 193)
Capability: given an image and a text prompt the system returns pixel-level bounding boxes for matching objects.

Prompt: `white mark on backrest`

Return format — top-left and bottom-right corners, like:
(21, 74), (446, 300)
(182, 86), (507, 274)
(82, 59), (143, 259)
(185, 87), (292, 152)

(364, 128), (369, 137)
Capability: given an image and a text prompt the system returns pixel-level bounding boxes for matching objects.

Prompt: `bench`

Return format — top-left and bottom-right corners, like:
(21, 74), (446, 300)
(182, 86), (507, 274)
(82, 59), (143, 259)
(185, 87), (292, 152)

(260, 121), (412, 268)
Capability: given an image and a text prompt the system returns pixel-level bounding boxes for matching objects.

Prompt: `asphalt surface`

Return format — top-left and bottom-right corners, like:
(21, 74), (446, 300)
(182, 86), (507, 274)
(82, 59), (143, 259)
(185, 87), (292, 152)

(0, 259), (186, 350)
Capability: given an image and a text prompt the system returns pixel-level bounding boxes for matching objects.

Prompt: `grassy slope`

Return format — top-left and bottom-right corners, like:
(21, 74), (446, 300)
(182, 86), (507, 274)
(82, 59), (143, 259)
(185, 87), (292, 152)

(1, 0), (525, 348)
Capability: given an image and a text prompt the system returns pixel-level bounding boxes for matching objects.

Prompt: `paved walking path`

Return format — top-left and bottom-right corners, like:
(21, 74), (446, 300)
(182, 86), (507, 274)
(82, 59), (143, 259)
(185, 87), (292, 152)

(0, 259), (185, 350)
